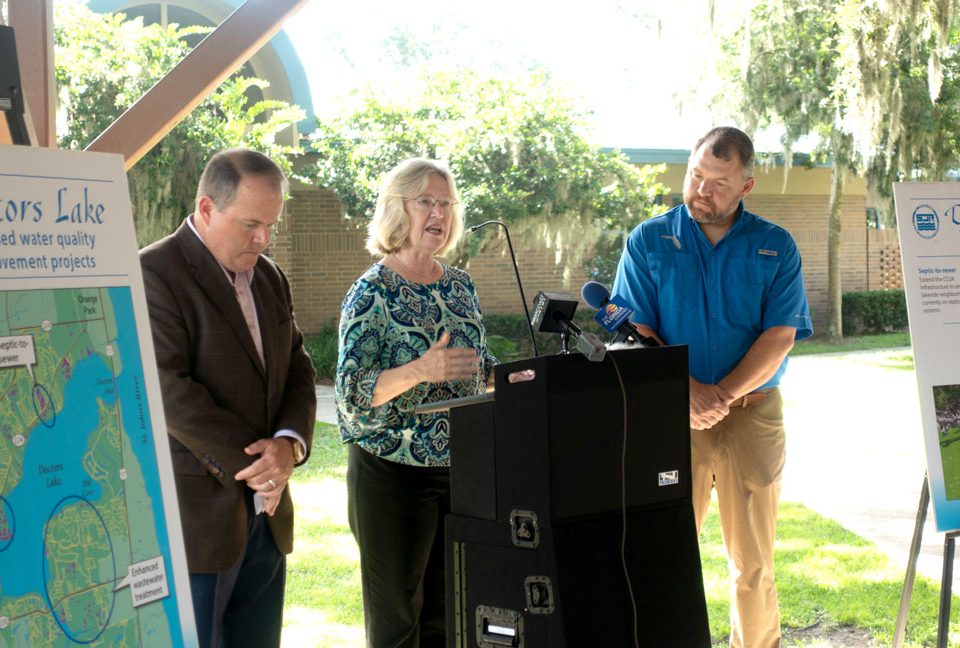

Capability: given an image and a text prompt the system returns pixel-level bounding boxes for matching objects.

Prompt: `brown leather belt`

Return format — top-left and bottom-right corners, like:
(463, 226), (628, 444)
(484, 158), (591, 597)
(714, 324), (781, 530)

(739, 389), (773, 408)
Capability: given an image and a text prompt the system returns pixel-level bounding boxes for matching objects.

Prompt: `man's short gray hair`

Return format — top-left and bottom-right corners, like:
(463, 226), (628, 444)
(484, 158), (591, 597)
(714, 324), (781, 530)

(196, 148), (288, 209)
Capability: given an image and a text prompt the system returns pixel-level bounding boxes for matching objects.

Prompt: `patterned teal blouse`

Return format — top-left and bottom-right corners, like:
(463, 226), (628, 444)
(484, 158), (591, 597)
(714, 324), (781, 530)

(335, 262), (498, 466)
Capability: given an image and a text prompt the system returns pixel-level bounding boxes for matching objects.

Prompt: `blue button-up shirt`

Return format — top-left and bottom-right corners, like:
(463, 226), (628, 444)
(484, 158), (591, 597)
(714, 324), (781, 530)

(612, 203), (813, 388)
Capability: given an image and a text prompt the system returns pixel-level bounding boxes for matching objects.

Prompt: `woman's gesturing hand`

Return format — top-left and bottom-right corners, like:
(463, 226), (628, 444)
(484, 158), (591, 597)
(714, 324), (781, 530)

(416, 331), (480, 383)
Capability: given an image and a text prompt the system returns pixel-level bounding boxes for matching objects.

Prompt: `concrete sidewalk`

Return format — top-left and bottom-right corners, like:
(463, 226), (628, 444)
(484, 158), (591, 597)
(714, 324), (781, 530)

(316, 383), (336, 427)
(316, 351), (954, 591)
(780, 351), (955, 592)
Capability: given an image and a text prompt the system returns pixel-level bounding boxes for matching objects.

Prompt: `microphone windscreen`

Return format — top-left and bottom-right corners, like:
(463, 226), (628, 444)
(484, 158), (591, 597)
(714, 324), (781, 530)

(580, 281), (610, 310)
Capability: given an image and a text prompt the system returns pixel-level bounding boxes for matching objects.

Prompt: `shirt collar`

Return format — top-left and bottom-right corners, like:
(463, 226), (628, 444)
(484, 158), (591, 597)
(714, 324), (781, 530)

(187, 214), (254, 286)
(680, 201), (747, 247)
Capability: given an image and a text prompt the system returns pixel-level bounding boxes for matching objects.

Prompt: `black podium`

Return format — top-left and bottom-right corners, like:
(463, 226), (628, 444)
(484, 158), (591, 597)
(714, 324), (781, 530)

(439, 345), (710, 647)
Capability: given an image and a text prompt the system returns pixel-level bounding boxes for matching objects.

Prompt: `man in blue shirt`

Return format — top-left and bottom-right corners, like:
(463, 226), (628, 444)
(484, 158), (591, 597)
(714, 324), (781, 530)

(612, 127), (812, 648)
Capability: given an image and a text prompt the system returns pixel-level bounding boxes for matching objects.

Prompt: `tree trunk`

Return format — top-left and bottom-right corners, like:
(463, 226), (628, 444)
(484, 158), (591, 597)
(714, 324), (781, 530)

(825, 157), (845, 340)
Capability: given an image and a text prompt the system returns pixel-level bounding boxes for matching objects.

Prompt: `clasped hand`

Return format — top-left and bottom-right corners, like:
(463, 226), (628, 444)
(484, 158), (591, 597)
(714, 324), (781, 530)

(417, 331), (480, 383)
(689, 378), (736, 431)
(234, 437), (295, 516)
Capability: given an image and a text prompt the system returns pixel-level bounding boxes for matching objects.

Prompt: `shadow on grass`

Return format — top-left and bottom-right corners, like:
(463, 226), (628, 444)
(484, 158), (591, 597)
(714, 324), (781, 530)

(293, 424), (958, 646)
(702, 502), (957, 646)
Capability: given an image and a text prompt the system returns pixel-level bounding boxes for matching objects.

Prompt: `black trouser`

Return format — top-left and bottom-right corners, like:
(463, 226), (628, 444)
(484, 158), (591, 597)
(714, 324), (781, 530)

(347, 444), (450, 648)
(189, 492), (286, 648)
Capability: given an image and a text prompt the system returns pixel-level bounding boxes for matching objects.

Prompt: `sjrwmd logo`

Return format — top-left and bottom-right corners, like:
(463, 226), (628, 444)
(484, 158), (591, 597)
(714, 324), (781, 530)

(913, 204), (939, 239)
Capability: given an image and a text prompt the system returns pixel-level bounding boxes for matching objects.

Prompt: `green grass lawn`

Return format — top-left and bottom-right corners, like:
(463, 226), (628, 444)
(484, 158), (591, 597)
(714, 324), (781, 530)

(941, 430), (960, 501)
(790, 332), (911, 356)
(282, 420), (959, 647)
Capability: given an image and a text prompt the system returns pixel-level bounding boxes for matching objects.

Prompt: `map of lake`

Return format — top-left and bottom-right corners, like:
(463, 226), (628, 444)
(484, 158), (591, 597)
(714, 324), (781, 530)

(0, 287), (188, 646)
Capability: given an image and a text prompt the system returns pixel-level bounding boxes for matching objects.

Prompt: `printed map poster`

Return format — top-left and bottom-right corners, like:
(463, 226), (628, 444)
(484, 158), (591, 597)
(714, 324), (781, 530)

(0, 145), (197, 646)
(895, 182), (960, 532)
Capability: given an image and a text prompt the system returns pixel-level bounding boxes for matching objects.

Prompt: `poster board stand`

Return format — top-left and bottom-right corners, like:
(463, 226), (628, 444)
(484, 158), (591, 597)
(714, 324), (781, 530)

(937, 530), (960, 648)
(0, 24), (198, 647)
(892, 179), (960, 647)
(894, 477), (960, 648)
(893, 476), (931, 648)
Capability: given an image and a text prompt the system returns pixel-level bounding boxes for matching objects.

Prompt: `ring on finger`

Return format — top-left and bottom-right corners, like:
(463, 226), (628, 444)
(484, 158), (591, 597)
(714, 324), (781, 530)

(268, 478), (276, 488)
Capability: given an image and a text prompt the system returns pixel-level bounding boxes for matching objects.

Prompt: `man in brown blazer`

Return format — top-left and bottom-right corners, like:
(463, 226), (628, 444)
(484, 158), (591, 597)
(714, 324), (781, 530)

(140, 148), (316, 648)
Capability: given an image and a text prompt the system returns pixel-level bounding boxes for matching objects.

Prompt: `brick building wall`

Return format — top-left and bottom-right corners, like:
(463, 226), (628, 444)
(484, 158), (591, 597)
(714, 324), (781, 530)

(464, 234), (592, 316)
(270, 186), (372, 333)
(274, 184), (903, 335)
(744, 193), (871, 327)
(866, 229), (904, 291)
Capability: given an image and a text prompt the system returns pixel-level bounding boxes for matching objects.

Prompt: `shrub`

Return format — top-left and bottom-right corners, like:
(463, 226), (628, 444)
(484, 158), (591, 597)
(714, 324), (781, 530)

(308, 309), (610, 382)
(486, 334), (522, 364)
(304, 321), (339, 382)
(485, 310), (609, 360)
(841, 290), (908, 336)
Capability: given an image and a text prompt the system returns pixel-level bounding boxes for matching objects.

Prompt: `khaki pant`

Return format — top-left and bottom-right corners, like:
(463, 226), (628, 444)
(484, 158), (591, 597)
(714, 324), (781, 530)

(691, 388), (785, 648)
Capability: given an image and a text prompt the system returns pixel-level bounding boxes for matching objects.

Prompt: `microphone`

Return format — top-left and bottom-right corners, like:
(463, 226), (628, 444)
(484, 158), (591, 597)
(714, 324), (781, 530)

(468, 220), (538, 356)
(580, 281), (659, 347)
(530, 291), (606, 362)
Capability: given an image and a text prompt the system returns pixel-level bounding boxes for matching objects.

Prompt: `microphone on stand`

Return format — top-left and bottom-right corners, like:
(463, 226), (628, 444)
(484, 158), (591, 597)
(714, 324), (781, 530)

(580, 281), (659, 347)
(530, 291), (606, 362)
(468, 220), (539, 357)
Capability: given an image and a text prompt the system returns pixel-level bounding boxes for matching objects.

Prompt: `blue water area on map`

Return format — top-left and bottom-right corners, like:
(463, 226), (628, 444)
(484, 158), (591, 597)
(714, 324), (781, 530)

(108, 287), (184, 638)
(2, 351), (109, 598)
(1, 288), (184, 644)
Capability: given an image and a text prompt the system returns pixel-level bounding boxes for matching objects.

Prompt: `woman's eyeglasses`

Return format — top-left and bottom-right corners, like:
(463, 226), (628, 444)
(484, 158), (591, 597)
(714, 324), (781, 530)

(406, 196), (458, 214)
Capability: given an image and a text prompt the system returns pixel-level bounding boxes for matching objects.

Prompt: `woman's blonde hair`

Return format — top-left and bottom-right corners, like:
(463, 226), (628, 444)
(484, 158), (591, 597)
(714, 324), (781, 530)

(365, 158), (464, 257)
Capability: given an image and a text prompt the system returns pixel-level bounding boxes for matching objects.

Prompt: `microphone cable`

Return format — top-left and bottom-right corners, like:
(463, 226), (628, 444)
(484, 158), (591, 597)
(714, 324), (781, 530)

(468, 220), (539, 356)
(606, 351), (640, 648)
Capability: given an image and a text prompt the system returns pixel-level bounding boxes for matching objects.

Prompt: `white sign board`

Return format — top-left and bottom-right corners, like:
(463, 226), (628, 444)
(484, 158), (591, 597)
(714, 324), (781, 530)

(895, 182), (960, 532)
(0, 145), (197, 646)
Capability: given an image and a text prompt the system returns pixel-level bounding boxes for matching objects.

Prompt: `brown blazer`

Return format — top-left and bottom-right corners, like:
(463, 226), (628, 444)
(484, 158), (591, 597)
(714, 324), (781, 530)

(140, 219), (316, 573)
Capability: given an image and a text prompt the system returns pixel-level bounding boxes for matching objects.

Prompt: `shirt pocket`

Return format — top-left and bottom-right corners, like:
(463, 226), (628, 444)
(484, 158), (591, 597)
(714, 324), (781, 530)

(726, 258), (779, 326)
(648, 252), (699, 313)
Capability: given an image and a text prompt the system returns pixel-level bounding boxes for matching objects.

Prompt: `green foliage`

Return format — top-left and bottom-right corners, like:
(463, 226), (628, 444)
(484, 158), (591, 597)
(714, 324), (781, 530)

(54, 0), (306, 246)
(304, 321), (340, 383)
(719, 0), (855, 339)
(305, 311), (618, 382)
(719, 0), (960, 229)
(484, 334), (522, 364)
(840, 290), (908, 336)
(483, 313), (538, 359)
(934, 384), (960, 412)
(850, 4), (960, 226)
(846, 6), (958, 157)
(484, 310), (610, 359)
(305, 68), (667, 277)
(721, 0), (849, 157)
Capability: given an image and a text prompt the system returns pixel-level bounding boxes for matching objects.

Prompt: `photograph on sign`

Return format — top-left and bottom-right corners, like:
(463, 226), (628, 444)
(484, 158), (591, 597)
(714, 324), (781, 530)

(895, 182), (960, 531)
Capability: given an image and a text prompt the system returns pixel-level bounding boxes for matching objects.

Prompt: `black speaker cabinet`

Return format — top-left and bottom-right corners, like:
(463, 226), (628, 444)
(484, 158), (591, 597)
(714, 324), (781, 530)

(450, 346), (692, 524)
(441, 346), (710, 647)
(446, 503), (710, 647)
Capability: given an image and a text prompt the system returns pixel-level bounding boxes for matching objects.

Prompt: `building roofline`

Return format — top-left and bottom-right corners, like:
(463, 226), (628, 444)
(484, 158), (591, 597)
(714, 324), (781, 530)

(606, 147), (832, 168)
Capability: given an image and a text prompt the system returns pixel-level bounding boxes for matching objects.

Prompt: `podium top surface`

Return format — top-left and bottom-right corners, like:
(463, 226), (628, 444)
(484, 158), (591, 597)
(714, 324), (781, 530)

(413, 391), (495, 414)
(412, 345), (688, 415)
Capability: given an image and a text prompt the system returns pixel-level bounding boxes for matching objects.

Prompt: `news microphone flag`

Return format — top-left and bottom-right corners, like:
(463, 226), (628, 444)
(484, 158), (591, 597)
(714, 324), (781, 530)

(593, 294), (635, 333)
